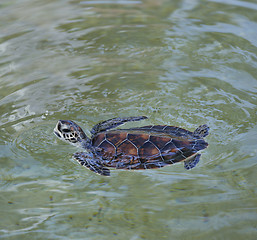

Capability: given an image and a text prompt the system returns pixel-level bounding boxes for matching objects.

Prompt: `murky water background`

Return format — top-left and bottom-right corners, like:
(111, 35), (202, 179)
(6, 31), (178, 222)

(0, 0), (256, 239)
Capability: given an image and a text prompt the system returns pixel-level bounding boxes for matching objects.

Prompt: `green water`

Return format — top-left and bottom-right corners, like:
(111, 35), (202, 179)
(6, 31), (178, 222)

(0, 0), (256, 239)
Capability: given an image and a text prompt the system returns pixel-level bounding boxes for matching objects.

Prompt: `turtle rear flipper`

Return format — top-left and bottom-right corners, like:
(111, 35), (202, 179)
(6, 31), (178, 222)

(73, 152), (110, 176)
(193, 125), (209, 138)
(184, 154), (201, 170)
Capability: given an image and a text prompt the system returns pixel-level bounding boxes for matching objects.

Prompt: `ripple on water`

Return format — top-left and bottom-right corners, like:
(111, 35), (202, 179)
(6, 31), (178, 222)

(0, 0), (257, 239)
(14, 123), (57, 154)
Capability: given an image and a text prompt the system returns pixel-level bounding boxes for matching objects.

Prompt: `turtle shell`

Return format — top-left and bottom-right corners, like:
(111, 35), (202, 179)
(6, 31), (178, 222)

(91, 125), (208, 170)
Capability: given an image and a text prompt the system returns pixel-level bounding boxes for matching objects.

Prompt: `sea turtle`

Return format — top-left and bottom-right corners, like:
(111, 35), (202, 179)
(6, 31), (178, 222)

(54, 116), (209, 176)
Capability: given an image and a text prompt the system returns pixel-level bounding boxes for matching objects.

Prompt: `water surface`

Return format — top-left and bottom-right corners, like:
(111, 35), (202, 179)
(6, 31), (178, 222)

(0, 0), (256, 239)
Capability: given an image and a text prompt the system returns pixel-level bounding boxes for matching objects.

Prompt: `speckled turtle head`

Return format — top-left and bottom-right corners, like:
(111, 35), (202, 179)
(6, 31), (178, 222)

(54, 120), (89, 147)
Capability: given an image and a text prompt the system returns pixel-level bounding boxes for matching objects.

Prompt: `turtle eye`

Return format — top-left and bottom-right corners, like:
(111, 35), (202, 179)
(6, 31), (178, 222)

(62, 129), (70, 133)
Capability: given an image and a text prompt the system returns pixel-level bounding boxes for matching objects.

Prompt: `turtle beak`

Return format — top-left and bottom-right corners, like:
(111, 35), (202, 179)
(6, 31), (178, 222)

(54, 121), (62, 138)
(54, 130), (61, 138)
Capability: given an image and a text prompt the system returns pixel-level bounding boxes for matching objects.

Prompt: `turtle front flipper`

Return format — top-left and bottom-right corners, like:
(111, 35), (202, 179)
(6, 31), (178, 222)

(73, 152), (110, 176)
(184, 154), (201, 170)
(90, 116), (147, 135)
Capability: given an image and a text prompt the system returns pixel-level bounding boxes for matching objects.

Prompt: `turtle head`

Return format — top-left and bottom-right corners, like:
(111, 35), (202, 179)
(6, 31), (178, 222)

(54, 120), (90, 147)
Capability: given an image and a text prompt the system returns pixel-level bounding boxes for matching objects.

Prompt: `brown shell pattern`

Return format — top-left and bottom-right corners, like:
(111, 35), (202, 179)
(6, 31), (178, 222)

(91, 125), (208, 170)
